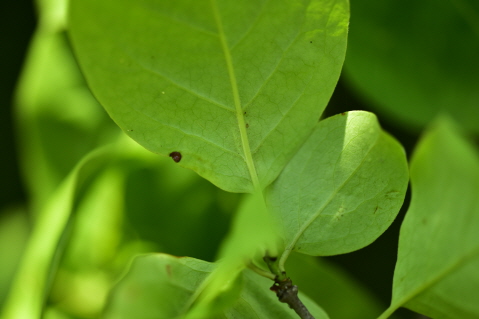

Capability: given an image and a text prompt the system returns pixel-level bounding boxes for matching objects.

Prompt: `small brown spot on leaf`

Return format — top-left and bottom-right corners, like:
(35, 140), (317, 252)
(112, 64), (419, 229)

(246, 123), (249, 128)
(341, 112), (346, 115)
(166, 264), (172, 277)
(169, 152), (182, 163)
(310, 41), (313, 43)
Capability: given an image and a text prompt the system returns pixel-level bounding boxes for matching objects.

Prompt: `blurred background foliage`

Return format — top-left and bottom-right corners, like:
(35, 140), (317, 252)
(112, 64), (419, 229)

(1, 0), (477, 318)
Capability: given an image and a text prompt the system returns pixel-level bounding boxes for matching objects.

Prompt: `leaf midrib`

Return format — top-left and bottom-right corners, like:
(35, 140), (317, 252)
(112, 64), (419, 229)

(378, 246), (479, 319)
(279, 126), (380, 269)
(210, 0), (261, 191)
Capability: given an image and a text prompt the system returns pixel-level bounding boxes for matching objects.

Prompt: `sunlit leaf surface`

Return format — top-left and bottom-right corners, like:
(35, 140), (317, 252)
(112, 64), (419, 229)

(266, 111), (408, 257)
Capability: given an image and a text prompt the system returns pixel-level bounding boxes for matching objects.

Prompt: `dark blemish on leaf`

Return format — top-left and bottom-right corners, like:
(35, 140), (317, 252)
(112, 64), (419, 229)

(243, 111), (246, 115)
(166, 264), (172, 277)
(341, 112), (346, 115)
(246, 123), (249, 128)
(169, 152), (182, 163)
(310, 41), (313, 43)
(126, 129), (133, 132)
(373, 206), (379, 214)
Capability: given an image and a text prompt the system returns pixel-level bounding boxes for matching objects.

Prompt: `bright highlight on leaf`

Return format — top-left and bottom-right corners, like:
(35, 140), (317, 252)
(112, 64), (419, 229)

(104, 254), (329, 319)
(381, 118), (479, 319)
(266, 111), (408, 262)
(69, 0), (349, 192)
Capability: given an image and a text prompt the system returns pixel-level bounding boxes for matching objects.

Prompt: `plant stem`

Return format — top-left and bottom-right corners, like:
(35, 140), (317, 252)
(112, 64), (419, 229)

(263, 256), (315, 319)
(271, 277), (315, 319)
(247, 263), (276, 280)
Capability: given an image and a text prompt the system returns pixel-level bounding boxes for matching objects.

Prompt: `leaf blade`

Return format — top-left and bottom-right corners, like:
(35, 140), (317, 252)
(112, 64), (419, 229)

(69, 0), (349, 192)
(266, 111), (408, 259)
(385, 118), (479, 319)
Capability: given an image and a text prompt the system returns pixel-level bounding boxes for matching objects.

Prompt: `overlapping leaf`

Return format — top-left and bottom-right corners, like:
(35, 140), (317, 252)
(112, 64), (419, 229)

(104, 254), (329, 319)
(69, 0), (349, 192)
(266, 111), (408, 259)
(380, 118), (479, 319)
(185, 191), (280, 318)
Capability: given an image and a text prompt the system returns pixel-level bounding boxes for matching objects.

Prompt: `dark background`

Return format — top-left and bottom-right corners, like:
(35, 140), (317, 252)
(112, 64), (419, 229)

(0, 0), (35, 208)
(1, 2), (420, 317)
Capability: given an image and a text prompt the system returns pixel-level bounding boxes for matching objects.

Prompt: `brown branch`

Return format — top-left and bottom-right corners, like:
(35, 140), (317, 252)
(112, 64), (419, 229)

(270, 277), (315, 319)
(264, 256), (315, 319)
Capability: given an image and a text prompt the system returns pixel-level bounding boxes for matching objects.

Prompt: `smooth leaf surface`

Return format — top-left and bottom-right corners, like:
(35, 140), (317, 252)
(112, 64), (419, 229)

(381, 119), (479, 319)
(69, 0), (349, 192)
(266, 111), (408, 259)
(104, 254), (329, 319)
(345, 0), (479, 133)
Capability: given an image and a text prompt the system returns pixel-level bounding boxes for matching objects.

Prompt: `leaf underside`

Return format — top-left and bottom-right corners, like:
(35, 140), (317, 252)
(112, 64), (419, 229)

(69, 0), (349, 192)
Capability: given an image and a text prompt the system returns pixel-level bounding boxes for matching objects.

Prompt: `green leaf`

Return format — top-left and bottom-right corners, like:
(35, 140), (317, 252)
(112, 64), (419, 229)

(380, 118), (479, 319)
(0, 208), (29, 306)
(344, 0), (479, 133)
(266, 111), (408, 261)
(185, 191), (280, 318)
(1, 146), (114, 319)
(15, 30), (115, 211)
(104, 254), (329, 319)
(69, 0), (349, 192)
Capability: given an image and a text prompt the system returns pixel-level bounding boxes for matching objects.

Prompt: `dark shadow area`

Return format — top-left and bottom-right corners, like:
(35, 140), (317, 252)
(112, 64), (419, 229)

(0, 0), (36, 209)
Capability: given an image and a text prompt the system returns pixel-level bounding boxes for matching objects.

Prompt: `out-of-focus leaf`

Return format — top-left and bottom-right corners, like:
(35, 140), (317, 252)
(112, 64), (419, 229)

(104, 254), (329, 319)
(266, 111), (408, 259)
(15, 30), (115, 211)
(69, 0), (349, 192)
(345, 0), (479, 133)
(0, 208), (30, 306)
(123, 155), (237, 262)
(1, 146), (113, 319)
(380, 118), (479, 319)
(185, 191), (280, 318)
(47, 168), (125, 318)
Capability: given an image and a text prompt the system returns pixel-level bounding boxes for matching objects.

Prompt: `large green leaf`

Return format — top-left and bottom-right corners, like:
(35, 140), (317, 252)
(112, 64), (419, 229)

(345, 0), (479, 133)
(69, 0), (349, 192)
(104, 254), (329, 319)
(266, 111), (408, 262)
(379, 118), (479, 319)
